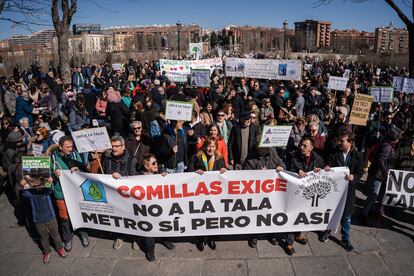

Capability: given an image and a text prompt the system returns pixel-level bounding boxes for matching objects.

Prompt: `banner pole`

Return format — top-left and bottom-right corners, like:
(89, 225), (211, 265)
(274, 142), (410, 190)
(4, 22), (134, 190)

(96, 150), (104, 174)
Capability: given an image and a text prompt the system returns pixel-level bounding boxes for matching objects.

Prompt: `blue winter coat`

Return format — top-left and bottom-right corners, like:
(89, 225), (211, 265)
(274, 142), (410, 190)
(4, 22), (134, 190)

(22, 188), (56, 224)
(14, 96), (33, 125)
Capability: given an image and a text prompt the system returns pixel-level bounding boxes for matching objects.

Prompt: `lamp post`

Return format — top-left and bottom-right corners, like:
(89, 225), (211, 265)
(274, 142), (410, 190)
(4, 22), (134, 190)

(176, 21), (182, 58)
(283, 20), (288, 59)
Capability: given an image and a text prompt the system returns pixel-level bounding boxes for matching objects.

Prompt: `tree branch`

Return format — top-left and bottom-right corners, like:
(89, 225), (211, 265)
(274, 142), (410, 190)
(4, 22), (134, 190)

(385, 0), (413, 26)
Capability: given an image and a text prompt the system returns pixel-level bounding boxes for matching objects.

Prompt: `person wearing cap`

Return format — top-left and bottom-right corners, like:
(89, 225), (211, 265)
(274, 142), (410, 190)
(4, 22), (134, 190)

(228, 111), (259, 170)
(260, 98), (274, 124)
(360, 129), (400, 224)
(2, 131), (27, 204)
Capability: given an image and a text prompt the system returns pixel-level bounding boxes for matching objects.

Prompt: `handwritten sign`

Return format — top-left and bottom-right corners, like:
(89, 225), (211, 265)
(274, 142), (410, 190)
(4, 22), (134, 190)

(72, 127), (111, 153)
(327, 76), (348, 91)
(165, 101), (193, 122)
(349, 94), (373, 126)
(370, 87), (394, 103)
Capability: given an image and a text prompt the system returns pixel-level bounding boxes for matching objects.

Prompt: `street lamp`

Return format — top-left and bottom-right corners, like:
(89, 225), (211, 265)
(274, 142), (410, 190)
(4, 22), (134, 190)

(283, 20), (288, 59)
(176, 21), (182, 58)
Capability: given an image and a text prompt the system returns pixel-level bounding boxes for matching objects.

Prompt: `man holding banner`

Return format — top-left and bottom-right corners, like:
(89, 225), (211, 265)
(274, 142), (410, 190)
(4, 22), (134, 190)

(51, 136), (90, 251)
(101, 136), (137, 250)
(323, 132), (364, 251)
(287, 136), (325, 255)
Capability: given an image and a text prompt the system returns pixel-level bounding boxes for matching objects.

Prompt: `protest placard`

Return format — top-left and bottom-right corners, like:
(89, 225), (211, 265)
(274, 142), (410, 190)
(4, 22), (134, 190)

(159, 58), (223, 82)
(71, 127), (111, 153)
(349, 94), (373, 126)
(402, 78), (414, 94)
(259, 125), (293, 147)
(22, 156), (51, 189)
(304, 64), (312, 71)
(31, 143), (44, 156)
(392, 76), (404, 92)
(60, 167), (349, 237)
(189, 42), (203, 60)
(190, 69), (211, 87)
(376, 68), (381, 76)
(370, 87), (394, 103)
(112, 63), (122, 71)
(343, 69), (351, 79)
(165, 101), (193, 121)
(327, 76), (348, 91)
(225, 58), (302, 81)
(382, 169), (414, 209)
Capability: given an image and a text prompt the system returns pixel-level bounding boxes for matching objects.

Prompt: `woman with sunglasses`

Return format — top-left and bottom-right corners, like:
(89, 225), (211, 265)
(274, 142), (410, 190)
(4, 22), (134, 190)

(188, 137), (227, 252)
(30, 127), (52, 155)
(139, 154), (174, 262)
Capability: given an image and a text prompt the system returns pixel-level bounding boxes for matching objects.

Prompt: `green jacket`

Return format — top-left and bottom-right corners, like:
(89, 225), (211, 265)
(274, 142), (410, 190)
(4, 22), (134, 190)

(51, 148), (84, 199)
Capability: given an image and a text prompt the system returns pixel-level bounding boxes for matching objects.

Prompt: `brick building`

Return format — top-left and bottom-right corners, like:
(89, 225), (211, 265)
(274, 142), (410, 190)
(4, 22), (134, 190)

(374, 23), (409, 53)
(331, 29), (375, 54)
(294, 20), (332, 52)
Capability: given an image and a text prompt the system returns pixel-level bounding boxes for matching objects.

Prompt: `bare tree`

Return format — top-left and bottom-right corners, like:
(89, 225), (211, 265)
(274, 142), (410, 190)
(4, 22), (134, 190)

(0, 0), (49, 30)
(51, 0), (77, 81)
(315, 0), (413, 77)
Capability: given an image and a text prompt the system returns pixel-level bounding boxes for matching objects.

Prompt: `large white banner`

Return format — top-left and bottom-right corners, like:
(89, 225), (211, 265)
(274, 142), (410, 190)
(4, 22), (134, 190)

(382, 169), (414, 209)
(60, 168), (349, 237)
(159, 58), (222, 82)
(225, 58), (302, 81)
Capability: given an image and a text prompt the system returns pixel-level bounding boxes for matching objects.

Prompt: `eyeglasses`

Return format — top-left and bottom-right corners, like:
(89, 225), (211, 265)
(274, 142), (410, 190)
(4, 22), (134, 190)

(112, 144), (123, 148)
(250, 116), (257, 119)
(151, 161), (158, 165)
(35, 133), (41, 136)
(133, 127), (142, 130)
(217, 114), (225, 117)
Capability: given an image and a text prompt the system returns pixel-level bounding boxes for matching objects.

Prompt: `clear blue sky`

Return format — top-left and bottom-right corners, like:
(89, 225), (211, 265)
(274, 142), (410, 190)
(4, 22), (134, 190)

(0, 0), (411, 39)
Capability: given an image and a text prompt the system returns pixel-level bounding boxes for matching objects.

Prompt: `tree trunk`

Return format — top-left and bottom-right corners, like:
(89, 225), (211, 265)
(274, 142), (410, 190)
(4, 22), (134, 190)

(57, 29), (70, 82)
(408, 25), (414, 78)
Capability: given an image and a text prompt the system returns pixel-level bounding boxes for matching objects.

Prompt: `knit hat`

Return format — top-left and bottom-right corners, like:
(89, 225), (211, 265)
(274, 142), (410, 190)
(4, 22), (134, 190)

(6, 132), (23, 143)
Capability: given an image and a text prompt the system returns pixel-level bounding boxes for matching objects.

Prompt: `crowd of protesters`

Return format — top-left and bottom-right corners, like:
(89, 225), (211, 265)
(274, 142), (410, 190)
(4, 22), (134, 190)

(0, 56), (413, 263)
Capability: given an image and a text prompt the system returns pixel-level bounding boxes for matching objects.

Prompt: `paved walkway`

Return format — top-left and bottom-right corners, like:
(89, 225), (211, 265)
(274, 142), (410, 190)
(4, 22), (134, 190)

(0, 186), (413, 276)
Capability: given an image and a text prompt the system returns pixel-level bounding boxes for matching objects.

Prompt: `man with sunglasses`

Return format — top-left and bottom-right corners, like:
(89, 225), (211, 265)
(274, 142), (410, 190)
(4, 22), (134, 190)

(101, 136), (137, 250)
(125, 121), (151, 171)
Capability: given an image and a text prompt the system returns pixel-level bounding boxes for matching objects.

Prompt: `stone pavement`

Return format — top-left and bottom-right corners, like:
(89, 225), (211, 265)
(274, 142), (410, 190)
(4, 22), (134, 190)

(0, 187), (413, 276)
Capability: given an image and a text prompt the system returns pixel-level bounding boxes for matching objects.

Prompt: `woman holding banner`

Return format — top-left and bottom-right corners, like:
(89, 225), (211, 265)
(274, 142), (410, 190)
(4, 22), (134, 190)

(189, 137), (227, 251)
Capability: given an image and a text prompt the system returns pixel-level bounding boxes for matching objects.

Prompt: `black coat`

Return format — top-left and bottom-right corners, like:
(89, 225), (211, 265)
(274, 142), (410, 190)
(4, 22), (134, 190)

(107, 101), (130, 136)
(228, 124), (259, 165)
(326, 148), (364, 216)
(290, 151), (325, 173)
(101, 151), (137, 176)
(125, 134), (152, 171)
